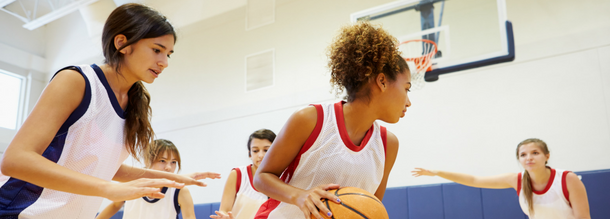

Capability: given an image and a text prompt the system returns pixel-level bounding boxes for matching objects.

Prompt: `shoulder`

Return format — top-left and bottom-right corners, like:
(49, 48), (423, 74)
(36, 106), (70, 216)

(565, 172), (582, 185)
(283, 105), (319, 134)
(386, 130), (398, 148)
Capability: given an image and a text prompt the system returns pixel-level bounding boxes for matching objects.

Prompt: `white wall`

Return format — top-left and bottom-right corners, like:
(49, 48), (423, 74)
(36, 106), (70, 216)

(4, 0), (610, 208)
(0, 12), (48, 153)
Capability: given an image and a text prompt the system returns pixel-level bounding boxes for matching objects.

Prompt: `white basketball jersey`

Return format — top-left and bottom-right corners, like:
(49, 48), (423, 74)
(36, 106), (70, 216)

(232, 165), (268, 219)
(123, 187), (181, 219)
(518, 168), (575, 219)
(0, 64), (130, 218)
(256, 102), (387, 219)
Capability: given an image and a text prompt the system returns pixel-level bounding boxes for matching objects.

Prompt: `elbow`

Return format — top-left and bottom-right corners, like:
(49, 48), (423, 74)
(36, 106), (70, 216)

(0, 156), (17, 177)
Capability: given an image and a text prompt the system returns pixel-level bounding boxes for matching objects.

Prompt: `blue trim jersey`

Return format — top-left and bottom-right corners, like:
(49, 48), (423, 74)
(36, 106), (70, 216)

(0, 64), (130, 218)
(122, 187), (181, 219)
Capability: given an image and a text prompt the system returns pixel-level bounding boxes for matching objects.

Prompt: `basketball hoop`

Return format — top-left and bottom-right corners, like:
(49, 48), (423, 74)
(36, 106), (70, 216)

(398, 39), (438, 89)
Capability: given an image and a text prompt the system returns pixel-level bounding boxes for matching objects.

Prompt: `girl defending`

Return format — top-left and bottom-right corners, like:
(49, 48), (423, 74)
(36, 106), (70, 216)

(211, 129), (275, 219)
(0, 4), (219, 218)
(412, 138), (590, 219)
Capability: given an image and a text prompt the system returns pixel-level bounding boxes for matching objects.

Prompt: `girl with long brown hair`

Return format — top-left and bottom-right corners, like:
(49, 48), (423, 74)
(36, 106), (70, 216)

(0, 3), (219, 218)
(412, 138), (590, 219)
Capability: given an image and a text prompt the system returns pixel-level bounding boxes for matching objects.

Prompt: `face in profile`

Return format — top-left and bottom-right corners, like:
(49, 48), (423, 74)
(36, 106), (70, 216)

(121, 34), (175, 83)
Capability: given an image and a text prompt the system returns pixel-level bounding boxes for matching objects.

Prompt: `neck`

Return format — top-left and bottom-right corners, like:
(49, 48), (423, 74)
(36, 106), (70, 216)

(250, 164), (257, 174)
(342, 100), (377, 145)
(528, 166), (551, 184)
(99, 64), (138, 94)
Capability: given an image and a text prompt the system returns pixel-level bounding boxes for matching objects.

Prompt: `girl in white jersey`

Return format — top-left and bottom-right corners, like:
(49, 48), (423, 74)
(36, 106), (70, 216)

(97, 139), (197, 219)
(0, 4), (219, 218)
(412, 138), (591, 219)
(253, 21), (411, 219)
(211, 129), (275, 219)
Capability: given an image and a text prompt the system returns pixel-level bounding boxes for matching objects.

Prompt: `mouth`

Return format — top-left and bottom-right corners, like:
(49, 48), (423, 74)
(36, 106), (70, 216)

(401, 109), (406, 118)
(149, 69), (160, 78)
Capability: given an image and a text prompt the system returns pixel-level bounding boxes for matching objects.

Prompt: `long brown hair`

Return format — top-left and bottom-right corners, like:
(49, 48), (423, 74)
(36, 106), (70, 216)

(101, 3), (176, 160)
(516, 138), (550, 215)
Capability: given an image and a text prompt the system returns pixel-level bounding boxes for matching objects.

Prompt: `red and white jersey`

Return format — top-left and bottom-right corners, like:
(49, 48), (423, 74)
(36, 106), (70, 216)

(255, 101), (388, 219)
(518, 168), (576, 219)
(231, 165), (268, 219)
(0, 64), (129, 218)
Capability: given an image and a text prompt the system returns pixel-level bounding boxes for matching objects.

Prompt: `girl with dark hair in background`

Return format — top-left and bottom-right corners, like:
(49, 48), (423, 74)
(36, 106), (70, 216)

(211, 129), (276, 219)
(412, 138), (590, 219)
(0, 3), (219, 218)
(253, 21), (411, 219)
(97, 139), (198, 219)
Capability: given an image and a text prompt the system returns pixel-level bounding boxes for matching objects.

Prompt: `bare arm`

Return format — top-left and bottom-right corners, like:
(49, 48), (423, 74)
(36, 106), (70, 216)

(216, 169), (238, 215)
(178, 187), (197, 219)
(374, 131), (398, 201)
(253, 106), (340, 219)
(566, 172), (590, 219)
(96, 201), (125, 219)
(412, 168), (518, 190)
(0, 70), (183, 201)
(113, 164), (221, 186)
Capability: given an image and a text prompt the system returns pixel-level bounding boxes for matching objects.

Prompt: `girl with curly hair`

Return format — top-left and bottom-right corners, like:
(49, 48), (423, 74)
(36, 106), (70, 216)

(253, 21), (411, 219)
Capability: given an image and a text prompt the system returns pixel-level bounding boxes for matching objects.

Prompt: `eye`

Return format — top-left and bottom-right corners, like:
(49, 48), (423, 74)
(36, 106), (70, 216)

(253, 150), (259, 153)
(520, 154), (525, 157)
(153, 48), (161, 53)
(264, 149), (268, 152)
(172, 161), (177, 164)
(533, 152), (539, 155)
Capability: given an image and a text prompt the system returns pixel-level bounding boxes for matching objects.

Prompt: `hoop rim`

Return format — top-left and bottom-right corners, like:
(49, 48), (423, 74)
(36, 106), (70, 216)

(398, 39), (438, 61)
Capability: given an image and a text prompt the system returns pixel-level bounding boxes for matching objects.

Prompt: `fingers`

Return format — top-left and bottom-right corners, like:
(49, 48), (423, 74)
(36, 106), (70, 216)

(193, 172), (222, 180)
(135, 178), (185, 189)
(318, 184), (341, 204)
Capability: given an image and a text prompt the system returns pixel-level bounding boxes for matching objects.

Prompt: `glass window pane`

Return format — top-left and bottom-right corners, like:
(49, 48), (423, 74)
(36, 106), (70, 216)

(0, 72), (22, 130)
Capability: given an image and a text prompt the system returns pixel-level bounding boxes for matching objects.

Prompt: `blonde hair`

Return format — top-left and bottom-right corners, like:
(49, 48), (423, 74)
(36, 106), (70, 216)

(516, 138), (549, 215)
(143, 139), (181, 172)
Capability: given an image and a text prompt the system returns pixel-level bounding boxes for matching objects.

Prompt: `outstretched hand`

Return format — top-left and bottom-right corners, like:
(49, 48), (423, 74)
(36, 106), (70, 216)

(295, 183), (341, 219)
(178, 172), (222, 187)
(103, 178), (184, 202)
(210, 210), (234, 219)
(411, 168), (437, 177)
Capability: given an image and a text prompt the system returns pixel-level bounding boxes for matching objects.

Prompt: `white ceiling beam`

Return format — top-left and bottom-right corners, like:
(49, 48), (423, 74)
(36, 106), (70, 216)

(0, 0), (16, 8)
(22, 0), (99, 30)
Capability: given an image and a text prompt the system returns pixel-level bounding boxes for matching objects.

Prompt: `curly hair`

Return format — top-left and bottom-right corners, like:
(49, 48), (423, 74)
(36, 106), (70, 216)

(327, 21), (409, 102)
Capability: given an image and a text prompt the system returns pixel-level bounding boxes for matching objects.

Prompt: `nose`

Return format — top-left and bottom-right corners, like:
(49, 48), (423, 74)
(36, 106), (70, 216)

(158, 55), (169, 69)
(259, 151), (266, 159)
(164, 162), (172, 171)
(405, 95), (412, 108)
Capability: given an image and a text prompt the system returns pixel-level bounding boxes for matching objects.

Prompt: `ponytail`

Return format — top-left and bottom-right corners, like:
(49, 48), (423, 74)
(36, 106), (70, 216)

(124, 81), (154, 161)
(523, 170), (535, 215)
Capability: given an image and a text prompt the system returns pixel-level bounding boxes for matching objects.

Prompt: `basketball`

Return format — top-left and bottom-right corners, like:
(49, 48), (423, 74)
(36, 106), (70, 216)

(312, 187), (389, 219)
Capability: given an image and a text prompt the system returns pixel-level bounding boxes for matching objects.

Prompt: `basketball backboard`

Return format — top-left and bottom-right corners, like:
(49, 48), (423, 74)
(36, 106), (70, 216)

(351, 0), (514, 82)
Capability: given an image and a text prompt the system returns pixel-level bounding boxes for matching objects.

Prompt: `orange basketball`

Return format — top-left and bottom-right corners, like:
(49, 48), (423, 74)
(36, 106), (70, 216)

(312, 187), (389, 219)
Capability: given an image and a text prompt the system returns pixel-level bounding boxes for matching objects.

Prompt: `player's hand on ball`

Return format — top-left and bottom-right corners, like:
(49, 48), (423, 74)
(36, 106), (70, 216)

(103, 178), (184, 202)
(179, 172), (222, 187)
(210, 210), (234, 219)
(412, 168), (437, 177)
(295, 183), (341, 219)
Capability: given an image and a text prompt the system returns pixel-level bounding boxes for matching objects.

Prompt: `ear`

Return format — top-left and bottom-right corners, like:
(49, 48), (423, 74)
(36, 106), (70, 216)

(545, 153), (550, 161)
(114, 34), (130, 54)
(375, 73), (388, 92)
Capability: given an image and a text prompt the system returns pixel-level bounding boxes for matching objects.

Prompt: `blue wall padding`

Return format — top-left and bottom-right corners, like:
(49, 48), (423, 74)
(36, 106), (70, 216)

(407, 184), (444, 219)
(442, 184), (484, 219)
(193, 203), (212, 218)
(382, 187), (409, 219)
(211, 202), (221, 215)
(108, 211), (122, 219)
(579, 169), (610, 219)
(104, 169), (609, 219)
(481, 188), (527, 219)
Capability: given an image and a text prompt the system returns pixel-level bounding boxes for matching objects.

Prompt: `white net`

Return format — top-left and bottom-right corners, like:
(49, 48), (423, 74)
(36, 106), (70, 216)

(398, 39), (437, 90)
